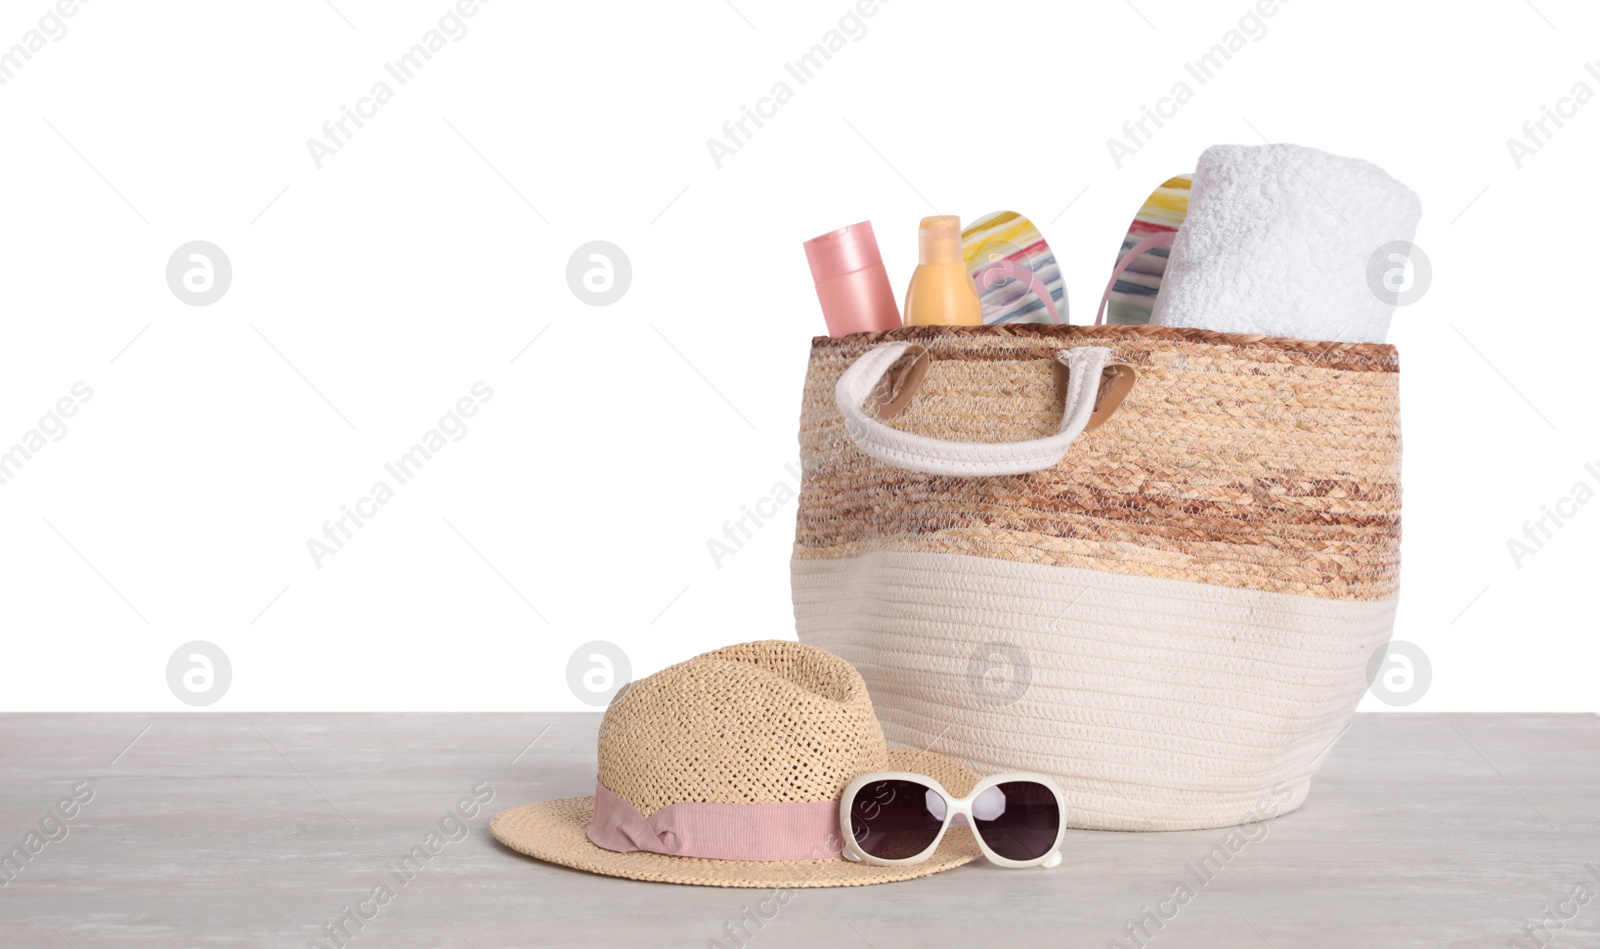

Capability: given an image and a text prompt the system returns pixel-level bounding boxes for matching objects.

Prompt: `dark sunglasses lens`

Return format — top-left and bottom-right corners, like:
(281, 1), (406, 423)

(972, 781), (1061, 861)
(849, 779), (946, 860)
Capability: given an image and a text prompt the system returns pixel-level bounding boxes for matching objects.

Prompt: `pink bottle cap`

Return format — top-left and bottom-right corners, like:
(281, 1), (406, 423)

(804, 221), (883, 283)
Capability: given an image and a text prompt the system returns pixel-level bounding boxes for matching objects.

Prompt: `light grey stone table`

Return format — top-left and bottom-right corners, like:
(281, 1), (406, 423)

(1, 713), (1596, 949)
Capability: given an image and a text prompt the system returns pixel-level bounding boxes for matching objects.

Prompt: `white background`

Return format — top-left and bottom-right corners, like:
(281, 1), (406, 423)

(1, 0), (1594, 711)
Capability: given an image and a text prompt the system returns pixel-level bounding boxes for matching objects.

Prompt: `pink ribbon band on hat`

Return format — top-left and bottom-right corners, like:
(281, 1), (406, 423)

(587, 780), (842, 862)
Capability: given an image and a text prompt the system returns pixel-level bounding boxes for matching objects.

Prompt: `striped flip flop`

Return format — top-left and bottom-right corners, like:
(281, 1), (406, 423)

(1104, 174), (1191, 325)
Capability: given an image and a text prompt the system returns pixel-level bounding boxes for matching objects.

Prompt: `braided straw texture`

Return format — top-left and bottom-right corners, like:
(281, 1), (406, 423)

(798, 324), (1400, 601)
(792, 324), (1402, 830)
(491, 640), (984, 886)
(596, 640), (890, 814)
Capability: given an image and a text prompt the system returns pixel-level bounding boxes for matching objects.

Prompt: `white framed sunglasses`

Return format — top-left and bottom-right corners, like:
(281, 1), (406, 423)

(839, 771), (1067, 868)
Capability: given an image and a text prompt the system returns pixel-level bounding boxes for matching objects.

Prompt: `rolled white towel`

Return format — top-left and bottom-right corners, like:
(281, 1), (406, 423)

(1149, 143), (1422, 344)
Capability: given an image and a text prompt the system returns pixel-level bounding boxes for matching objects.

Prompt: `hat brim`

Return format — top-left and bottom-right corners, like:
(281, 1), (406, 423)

(489, 747), (984, 887)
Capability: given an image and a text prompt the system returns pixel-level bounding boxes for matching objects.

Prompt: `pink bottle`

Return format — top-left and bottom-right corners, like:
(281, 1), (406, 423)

(804, 221), (902, 337)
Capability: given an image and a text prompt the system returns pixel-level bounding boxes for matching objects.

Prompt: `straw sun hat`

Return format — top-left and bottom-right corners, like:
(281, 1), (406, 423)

(491, 640), (983, 887)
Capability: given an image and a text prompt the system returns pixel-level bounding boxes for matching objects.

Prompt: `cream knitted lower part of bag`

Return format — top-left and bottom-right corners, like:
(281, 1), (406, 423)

(794, 549), (1397, 832)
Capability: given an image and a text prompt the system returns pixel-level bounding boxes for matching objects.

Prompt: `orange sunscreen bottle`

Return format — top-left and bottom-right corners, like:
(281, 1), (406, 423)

(904, 216), (982, 326)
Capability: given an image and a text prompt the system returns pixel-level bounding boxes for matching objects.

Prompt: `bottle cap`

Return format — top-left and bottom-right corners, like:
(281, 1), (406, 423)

(917, 216), (964, 265)
(804, 221), (884, 284)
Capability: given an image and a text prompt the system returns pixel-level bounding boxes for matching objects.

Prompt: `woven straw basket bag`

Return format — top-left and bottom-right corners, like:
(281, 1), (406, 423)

(791, 323), (1400, 831)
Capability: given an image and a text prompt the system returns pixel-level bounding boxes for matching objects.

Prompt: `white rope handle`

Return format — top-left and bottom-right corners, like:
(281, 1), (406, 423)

(834, 342), (1115, 477)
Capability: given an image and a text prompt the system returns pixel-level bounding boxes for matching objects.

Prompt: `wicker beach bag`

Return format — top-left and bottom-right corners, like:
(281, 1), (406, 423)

(791, 322), (1400, 831)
